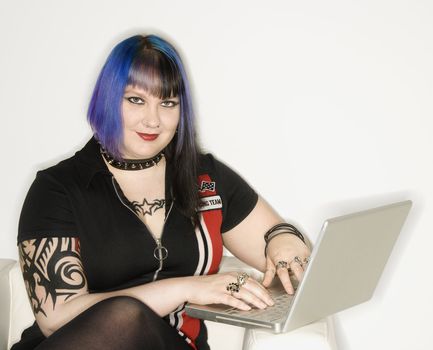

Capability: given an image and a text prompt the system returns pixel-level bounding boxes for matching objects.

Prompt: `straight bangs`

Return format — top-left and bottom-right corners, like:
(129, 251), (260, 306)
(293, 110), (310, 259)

(127, 49), (182, 99)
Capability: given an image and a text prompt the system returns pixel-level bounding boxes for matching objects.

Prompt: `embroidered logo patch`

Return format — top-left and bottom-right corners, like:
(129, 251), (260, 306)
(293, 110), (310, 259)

(197, 195), (223, 211)
(199, 180), (216, 193)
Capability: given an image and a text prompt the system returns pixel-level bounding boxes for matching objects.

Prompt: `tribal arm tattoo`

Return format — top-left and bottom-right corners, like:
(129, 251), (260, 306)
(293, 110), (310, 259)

(130, 198), (165, 217)
(18, 237), (87, 318)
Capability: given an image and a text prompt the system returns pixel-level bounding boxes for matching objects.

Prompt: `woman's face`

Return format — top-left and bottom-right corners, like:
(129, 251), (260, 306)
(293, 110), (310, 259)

(121, 85), (180, 159)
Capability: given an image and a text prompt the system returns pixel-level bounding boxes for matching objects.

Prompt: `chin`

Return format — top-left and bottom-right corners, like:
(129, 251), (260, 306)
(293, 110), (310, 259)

(125, 146), (164, 160)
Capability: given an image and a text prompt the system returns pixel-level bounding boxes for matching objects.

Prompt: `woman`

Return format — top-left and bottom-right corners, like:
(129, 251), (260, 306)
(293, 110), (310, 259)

(14, 34), (310, 350)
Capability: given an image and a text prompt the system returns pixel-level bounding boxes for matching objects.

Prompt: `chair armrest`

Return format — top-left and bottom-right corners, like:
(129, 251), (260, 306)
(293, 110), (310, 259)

(0, 259), (35, 350)
(243, 317), (338, 350)
(0, 259), (16, 350)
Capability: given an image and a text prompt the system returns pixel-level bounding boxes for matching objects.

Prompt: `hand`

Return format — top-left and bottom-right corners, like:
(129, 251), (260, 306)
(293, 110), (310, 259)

(262, 234), (311, 294)
(186, 272), (275, 310)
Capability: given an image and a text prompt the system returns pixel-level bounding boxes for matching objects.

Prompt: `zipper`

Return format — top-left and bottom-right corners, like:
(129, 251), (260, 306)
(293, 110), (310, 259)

(111, 176), (174, 281)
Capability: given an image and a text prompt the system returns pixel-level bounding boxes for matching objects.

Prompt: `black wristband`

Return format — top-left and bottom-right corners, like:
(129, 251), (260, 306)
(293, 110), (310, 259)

(264, 223), (305, 257)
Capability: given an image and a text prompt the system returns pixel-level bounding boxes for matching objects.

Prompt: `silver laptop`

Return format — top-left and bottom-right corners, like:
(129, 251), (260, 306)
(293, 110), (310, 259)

(185, 200), (412, 333)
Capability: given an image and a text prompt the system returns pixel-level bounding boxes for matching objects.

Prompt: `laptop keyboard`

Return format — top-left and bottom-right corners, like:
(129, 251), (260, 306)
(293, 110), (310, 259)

(224, 292), (294, 322)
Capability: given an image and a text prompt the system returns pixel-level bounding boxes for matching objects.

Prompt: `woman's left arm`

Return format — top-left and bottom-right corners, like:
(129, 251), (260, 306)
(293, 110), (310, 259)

(222, 196), (311, 294)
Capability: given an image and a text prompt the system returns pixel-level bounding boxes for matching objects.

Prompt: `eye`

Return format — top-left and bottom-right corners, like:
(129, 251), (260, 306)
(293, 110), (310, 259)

(126, 96), (145, 105)
(161, 100), (179, 108)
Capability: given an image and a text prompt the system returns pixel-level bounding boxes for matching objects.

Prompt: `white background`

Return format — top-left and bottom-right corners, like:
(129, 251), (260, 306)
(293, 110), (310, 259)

(1, 1), (432, 349)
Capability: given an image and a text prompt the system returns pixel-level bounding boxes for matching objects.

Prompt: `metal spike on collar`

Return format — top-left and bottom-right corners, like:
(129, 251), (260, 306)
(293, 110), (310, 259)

(100, 147), (164, 171)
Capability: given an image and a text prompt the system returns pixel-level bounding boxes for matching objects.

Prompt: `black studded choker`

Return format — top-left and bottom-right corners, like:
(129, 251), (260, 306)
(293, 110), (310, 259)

(100, 147), (164, 171)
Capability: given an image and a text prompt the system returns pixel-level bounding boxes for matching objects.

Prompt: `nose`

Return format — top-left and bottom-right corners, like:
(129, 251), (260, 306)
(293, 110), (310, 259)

(141, 104), (160, 128)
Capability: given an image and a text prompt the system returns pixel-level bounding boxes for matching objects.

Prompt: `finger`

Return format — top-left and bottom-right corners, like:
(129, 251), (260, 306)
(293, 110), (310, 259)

(242, 280), (274, 306)
(262, 269), (275, 287)
(262, 258), (276, 287)
(276, 266), (295, 294)
(290, 260), (305, 282)
(245, 276), (270, 294)
(222, 294), (252, 311)
(232, 286), (271, 309)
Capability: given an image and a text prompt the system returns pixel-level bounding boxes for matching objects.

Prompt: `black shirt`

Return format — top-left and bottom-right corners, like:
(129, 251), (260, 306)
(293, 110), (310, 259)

(17, 137), (258, 349)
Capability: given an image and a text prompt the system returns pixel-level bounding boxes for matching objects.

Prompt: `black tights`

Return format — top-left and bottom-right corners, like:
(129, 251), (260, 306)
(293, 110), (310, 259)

(23, 296), (193, 350)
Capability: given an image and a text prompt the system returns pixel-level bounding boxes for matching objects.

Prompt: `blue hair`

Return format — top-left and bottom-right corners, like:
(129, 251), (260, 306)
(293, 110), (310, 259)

(87, 34), (200, 217)
(87, 34), (196, 161)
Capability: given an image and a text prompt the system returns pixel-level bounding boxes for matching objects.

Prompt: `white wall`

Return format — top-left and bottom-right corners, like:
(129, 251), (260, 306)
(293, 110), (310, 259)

(1, 0), (432, 349)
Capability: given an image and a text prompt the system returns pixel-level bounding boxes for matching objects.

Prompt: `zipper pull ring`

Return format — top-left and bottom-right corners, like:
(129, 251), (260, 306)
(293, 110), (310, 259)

(153, 239), (168, 261)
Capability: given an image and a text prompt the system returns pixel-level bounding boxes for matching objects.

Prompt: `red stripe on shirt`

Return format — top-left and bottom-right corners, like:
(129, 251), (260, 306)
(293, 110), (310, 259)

(179, 174), (224, 347)
(197, 174), (223, 274)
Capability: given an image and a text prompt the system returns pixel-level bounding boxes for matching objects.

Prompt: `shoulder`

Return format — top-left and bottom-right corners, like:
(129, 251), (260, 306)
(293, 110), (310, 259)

(21, 152), (79, 209)
(196, 153), (256, 197)
(38, 155), (77, 183)
(32, 137), (105, 189)
(19, 156), (81, 242)
(197, 153), (248, 184)
(198, 153), (232, 177)
(197, 153), (232, 188)
(198, 152), (217, 173)
(21, 154), (78, 205)
(27, 155), (85, 200)
(197, 153), (258, 232)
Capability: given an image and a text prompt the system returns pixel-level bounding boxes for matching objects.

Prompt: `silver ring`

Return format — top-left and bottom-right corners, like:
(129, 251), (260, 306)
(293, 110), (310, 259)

(237, 272), (249, 286)
(226, 282), (240, 296)
(276, 261), (288, 269)
(291, 256), (304, 268)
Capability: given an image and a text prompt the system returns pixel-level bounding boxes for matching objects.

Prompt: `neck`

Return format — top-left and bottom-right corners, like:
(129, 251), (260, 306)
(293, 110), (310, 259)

(103, 154), (167, 184)
(100, 147), (164, 171)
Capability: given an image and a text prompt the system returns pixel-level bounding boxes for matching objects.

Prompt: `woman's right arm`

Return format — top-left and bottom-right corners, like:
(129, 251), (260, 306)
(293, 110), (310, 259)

(19, 237), (273, 337)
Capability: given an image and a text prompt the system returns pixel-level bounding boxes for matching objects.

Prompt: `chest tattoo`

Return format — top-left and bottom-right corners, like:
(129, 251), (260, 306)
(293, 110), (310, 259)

(130, 198), (166, 217)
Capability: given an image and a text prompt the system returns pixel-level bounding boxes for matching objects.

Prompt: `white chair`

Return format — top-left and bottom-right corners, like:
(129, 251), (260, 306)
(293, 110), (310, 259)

(0, 257), (338, 350)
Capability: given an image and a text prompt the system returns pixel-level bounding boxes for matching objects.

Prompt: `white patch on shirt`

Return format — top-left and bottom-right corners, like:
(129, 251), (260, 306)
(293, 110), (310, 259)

(197, 195), (222, 211)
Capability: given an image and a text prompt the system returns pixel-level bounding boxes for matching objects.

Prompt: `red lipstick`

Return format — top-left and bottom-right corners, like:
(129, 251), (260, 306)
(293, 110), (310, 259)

(137, 132), (159, 141)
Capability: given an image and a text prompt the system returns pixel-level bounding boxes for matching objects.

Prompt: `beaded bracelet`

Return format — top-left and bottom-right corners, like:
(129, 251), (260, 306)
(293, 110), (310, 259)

(264, 223), (305, 257)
